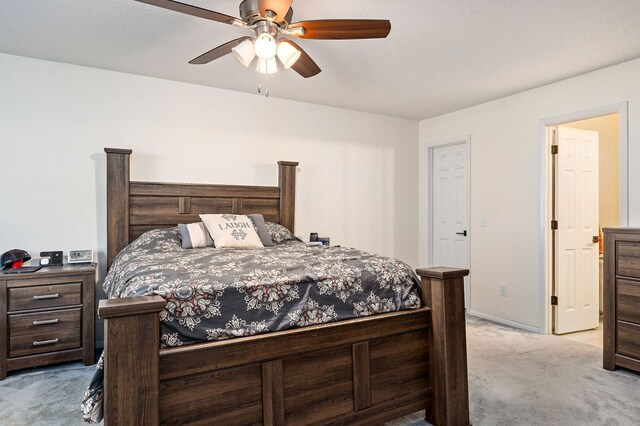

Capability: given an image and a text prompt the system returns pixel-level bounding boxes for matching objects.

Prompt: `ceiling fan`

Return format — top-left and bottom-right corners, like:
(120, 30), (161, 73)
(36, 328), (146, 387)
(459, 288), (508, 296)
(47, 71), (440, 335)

(135, 0), (391, 78)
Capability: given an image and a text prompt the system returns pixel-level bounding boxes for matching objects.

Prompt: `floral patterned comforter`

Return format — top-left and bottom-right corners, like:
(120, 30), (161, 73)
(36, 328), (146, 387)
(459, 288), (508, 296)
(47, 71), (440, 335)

(82, 227), (421, 422)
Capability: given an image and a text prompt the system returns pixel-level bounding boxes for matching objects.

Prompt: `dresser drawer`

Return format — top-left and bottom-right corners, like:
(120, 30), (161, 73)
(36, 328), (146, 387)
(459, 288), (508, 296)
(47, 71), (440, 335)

(9, 308), (81, 337)
(617, 278), (640, 325)
(617, 242), (640, 277)
(8, 283), (81, 311)
(9, 328), (81, 358)
(617, 321), (640, 360)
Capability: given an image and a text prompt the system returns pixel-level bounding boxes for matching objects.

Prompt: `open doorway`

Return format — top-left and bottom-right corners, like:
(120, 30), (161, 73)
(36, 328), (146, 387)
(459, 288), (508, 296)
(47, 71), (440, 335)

(542, 103), (629, 345)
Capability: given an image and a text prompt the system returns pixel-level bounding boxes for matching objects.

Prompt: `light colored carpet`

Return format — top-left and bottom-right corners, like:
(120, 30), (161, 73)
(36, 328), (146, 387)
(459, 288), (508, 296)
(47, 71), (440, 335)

(1, 316), (639, 425)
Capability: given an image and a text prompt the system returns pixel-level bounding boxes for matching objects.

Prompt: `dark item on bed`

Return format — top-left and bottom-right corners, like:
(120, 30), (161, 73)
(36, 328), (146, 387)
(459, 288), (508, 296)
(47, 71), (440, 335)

(99, 148), (470, 426)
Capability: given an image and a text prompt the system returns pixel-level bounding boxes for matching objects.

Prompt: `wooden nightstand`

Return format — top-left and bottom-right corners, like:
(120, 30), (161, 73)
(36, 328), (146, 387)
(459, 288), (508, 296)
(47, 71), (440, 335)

(0, 264), (96, 380)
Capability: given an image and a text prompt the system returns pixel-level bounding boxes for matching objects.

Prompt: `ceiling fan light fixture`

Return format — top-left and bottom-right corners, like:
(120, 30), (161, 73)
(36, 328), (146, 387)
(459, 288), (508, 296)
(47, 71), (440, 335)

(254, 33), (278, 60)
(276, 42), (301, 69)
(232, 39), (256, 67)
(257, 58), (278, 75)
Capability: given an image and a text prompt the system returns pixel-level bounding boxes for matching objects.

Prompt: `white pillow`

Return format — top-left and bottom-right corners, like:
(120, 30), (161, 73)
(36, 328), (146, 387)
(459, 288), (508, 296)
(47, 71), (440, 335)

(200, 214), (264, 249)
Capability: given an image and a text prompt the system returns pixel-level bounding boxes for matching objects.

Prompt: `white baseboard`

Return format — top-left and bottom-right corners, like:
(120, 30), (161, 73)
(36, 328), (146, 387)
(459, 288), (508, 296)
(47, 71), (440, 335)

(468, 310), (540, 334)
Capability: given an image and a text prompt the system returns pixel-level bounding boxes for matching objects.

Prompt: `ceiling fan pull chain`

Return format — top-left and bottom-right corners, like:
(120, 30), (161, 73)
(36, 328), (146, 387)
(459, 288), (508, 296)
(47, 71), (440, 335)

(265, 71), (270, 97)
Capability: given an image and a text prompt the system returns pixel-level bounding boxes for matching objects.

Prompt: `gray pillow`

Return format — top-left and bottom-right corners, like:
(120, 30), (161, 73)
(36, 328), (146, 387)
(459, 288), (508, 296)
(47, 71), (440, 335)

(178, 222), (214, 249)
(247, 214), (274, 247)
(265, 222), (300, 244)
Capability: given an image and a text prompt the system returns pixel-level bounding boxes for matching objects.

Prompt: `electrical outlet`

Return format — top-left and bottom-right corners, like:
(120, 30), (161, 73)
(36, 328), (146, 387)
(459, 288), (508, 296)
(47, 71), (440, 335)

(499, 285), (508, 297)
(480, 217), (487, 227)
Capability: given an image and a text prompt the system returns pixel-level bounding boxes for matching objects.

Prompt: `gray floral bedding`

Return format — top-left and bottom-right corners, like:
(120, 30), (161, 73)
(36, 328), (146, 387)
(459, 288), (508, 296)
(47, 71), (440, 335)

(82, 227), (421, 423)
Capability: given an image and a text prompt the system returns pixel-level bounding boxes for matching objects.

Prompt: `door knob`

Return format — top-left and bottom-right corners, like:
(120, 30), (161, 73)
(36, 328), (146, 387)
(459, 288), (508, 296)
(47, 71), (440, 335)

(456, 230), (468, 237)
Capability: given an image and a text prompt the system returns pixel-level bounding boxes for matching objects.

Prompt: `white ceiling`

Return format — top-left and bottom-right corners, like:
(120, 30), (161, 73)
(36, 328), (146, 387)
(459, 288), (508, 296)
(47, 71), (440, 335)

(1, 0), (640, 120)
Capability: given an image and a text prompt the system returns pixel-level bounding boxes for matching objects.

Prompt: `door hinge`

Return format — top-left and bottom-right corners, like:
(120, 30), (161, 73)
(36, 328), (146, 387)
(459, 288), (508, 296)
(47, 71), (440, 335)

(551, 220), (558, 230)
(551, 295), (558, 306)
(551, 145), (558, 155)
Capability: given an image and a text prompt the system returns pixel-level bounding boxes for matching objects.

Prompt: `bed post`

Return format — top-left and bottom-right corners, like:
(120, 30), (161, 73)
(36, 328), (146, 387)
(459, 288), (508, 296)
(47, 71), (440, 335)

(105, 148), (132, 269)
(417, 267), (470, 426)
(99, 295), (166, 425)
(277, 161), (298, 233)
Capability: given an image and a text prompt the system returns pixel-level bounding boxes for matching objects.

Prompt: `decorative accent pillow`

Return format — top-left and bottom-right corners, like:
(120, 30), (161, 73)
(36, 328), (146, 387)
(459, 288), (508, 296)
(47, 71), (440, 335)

(265, 222), (299, 244)
(177, 222), (214, 249)
(247, 214), (274, 247)
(200, 214), (264, 249)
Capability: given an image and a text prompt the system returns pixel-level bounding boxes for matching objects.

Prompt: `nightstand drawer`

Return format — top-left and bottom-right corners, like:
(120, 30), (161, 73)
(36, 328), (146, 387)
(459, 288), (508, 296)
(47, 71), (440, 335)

(618, 278), (640, 325)
(617, 242), (640, 277)
(8, 283), (81, 311)
(9, 328), (81, 358)
(9, 308), (81, 336)
(617, 321), (640, 360)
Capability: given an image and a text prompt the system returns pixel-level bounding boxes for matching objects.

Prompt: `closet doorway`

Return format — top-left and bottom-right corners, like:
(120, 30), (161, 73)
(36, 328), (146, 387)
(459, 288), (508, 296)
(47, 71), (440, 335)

(542, 103), (629, 342)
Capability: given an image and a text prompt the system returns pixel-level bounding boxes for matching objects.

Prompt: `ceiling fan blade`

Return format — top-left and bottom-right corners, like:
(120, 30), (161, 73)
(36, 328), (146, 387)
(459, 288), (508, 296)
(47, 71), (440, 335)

(280, 39), (321, 78)
(259, 0), (293, 23)
(289, 19), (391, 40)
(189, 37), (251, 65)
(135, 0), (238, 25)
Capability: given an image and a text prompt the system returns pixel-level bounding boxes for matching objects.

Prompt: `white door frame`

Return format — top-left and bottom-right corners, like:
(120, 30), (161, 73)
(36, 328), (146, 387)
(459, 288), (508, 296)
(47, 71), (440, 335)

(426, 135), (471, 306)
(539, 102), (629, 334)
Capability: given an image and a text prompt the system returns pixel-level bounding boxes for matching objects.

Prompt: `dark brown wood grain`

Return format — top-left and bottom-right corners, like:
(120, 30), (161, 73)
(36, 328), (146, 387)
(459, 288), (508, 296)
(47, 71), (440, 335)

(262, 359), (284, 426)
(8, 283), (81, 312)
(289, 19), (391, 40)
(105, 149), (297, 255)
(369, 328), (430, 406)
(105, 148), (132, 268)
(9, 308), (81, 336)
(158, 308), (430, 380)
(417, 268), (470, 426)
(10, 327), (80, 358)
(159, 363), (263, 425)
(617, 278), (640, 324)
(284, 345), (354, 424)
(603, 228), (618, 370)
(6, 348), (84, 371)
(353, 342), (372, 411)
(0, 265), (96, 379)
(278, 161), (298, 233)
(603, 228), (640, 373)
(101, 298), (163, 426)
(617, 242), (640, 276)
(617, 321), (640, 359)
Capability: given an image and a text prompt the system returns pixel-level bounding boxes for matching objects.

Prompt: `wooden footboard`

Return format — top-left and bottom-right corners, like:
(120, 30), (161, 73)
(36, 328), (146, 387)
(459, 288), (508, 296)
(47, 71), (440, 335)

(98, 267), (469, 426)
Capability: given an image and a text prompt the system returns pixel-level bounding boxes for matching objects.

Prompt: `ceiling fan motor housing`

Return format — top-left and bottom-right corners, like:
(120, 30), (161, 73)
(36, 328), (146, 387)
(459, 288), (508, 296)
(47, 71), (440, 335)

(239, 0), (293, 27)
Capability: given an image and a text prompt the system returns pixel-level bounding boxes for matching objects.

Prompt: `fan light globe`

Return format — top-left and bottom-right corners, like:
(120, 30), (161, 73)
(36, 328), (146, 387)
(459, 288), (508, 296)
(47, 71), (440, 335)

(254, 33), (277, 60)
(257, 58), (278, 75)
(276, 42), (301, 69)
(232, 39), (256, 67)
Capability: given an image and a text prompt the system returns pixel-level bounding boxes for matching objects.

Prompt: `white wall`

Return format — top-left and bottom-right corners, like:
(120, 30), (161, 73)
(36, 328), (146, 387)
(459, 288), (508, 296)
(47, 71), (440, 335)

(0, 53), (419, 340)
(419, 57), (640, 332)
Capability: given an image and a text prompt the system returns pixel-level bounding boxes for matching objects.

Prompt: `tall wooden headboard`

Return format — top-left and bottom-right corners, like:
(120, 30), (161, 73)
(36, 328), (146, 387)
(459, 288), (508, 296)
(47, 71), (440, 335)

(105, 148), (298, 268)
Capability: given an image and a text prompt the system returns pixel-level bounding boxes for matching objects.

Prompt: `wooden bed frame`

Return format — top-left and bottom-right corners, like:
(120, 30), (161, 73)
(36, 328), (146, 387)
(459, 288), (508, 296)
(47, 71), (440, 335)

(99, 148), (470, 426)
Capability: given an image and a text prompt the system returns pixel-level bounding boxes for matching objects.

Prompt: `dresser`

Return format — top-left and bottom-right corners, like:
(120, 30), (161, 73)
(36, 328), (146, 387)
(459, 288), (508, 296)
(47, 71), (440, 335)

(603, 228), (640, 373)
(0, 264), (96, 379)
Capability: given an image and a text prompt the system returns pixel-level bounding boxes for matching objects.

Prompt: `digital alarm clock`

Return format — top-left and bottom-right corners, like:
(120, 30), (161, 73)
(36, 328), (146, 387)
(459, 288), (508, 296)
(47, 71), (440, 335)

(68, 249), (93, 264)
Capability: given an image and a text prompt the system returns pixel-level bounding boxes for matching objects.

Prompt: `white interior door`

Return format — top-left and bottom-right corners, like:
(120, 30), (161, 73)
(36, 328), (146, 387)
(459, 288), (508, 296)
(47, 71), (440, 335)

(554, 126), (599, 334)
(431, 142), (470, 307)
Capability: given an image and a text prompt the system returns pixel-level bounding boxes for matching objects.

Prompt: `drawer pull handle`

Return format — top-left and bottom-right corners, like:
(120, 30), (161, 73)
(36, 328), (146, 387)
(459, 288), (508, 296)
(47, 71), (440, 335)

(33, 293), (59, 300)
(32, 338), (59, 346)
(32, 319), (59, 326)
